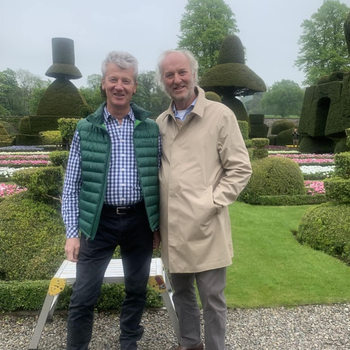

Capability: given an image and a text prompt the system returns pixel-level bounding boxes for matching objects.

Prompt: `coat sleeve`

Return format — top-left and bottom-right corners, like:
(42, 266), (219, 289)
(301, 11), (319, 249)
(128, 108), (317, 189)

(213, 110), (252, 207)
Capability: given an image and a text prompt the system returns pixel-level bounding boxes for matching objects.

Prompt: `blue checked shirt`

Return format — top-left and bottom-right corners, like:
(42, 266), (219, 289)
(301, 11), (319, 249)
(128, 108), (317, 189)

(62, 106), (161, 239)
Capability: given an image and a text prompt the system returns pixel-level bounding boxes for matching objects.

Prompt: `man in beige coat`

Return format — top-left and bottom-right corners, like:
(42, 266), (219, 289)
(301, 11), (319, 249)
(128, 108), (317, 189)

(156, 49), (252, 350)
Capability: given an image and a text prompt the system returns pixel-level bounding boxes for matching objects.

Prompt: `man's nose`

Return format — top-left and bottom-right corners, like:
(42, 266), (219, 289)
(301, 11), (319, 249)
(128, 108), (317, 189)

(174, 73), (182, 84)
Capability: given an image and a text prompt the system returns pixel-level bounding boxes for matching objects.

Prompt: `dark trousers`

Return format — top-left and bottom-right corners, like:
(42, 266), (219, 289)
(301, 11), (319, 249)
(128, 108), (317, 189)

(66, 206), (153, 350)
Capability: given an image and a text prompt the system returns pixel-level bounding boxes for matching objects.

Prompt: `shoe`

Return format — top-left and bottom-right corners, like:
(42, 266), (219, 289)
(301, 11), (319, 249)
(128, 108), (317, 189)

(170, 342), (204, 350)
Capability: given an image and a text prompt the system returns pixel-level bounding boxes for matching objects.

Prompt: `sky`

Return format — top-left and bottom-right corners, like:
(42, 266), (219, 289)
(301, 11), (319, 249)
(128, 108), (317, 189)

(2, 0), (350, 89)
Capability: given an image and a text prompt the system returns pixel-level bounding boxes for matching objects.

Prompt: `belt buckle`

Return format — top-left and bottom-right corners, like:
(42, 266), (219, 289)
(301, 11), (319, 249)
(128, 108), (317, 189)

(116, 207), (127, 215)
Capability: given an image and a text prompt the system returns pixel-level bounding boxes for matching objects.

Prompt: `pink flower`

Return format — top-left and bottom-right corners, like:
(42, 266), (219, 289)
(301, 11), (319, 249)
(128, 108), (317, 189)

(304, 181), (325, 195)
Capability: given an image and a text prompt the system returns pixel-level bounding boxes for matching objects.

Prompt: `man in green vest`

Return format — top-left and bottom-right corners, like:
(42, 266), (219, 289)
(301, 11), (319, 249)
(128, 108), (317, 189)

(61, 51), (160, 350)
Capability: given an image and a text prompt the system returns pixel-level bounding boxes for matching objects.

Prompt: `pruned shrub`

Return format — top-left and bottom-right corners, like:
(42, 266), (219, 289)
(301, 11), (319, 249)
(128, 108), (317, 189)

(334, 138), (350, 153)
(238, 120), (249, 140)
(239, 157), (306, 204)
(334, 151), (350, 179)
(49, 151), (70, 169)
(39, 130), (62, 145)
(324, 176), (350, 203)
(296, 202), (350, 265)
(0, 192), (65, 281)
(270, 120), (295, 135)
(298, 136), (335, 154)
(13, 166), (63, 201)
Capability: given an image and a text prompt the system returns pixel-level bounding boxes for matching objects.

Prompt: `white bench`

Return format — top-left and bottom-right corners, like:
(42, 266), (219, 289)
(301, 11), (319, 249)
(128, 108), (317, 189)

(29, 258), (180, 349)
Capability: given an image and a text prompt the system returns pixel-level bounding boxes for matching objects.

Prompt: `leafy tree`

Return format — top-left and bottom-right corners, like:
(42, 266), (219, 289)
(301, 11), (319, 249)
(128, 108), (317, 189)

(242, 93), (265, 114)
(295, 0), (350, 86)
(0, 69), (22, 115)
(16, 69), (49, 115)
(79, 74), (105, 113)
(132, 71), (170, 118)
(260, 80), (304, 117)
(177, 0), (239, 77)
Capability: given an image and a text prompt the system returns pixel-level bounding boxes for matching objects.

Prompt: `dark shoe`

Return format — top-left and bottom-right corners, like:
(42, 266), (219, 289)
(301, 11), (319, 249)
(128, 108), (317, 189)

(170, 342), (204, 350)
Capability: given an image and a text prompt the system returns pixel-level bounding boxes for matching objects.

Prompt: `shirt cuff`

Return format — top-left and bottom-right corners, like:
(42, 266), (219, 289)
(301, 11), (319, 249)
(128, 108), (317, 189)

(66, 226), (79, 239)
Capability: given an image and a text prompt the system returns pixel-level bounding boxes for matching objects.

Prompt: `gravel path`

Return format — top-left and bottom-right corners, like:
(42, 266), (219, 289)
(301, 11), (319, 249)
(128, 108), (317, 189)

(1, 303), (349, 350)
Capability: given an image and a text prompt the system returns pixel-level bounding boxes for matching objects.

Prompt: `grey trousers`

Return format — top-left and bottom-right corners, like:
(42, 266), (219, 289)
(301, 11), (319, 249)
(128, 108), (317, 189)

(170, 267), (227, 350)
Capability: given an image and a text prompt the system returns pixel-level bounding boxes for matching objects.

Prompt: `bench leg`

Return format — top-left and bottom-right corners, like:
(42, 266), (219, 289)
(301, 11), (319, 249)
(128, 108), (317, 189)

(161, 272), (181, 343)
(28, 294), (58, 349)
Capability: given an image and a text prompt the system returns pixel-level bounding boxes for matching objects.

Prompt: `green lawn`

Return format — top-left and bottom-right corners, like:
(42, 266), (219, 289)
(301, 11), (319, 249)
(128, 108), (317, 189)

(226, 202), (350, 308)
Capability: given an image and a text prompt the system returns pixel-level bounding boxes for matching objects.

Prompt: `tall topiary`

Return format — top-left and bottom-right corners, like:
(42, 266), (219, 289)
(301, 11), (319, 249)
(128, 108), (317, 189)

(200, 35), (266, 122)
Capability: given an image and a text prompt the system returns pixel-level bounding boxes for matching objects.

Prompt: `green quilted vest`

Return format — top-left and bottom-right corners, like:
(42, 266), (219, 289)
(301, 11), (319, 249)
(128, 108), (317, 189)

(77, 103), (159, 240)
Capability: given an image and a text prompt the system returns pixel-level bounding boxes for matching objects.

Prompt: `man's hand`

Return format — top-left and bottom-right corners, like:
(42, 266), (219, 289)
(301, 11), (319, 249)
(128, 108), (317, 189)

(153, 229), (160, 250)
(65, 238), (80, 262)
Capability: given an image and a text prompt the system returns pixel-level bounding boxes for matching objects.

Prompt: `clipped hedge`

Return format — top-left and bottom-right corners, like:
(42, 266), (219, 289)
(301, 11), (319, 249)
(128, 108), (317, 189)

(238, 120), (249, 140)
(49, 150), (70, 169)
(270, 120), (295, 135)
(298, 136), (335, 154)
(0, 280), (163, 312)
(249, 194), (327, 206)
(324, 177), (350, 203)
(334, 151), (350, 179)
(13, 166), (63, 201)
(252, 138), (269, 160)
(334, 138), (350, 153)
(0, 192), (65, 281)
(40, 130), (62, 145)
(276, 127), (294, 146)
(239, 157), (306, 204)
(296, 202), (350, 265)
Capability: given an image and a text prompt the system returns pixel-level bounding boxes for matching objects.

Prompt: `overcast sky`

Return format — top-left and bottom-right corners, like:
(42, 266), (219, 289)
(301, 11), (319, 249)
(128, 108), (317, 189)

(1, 0), (350, 89)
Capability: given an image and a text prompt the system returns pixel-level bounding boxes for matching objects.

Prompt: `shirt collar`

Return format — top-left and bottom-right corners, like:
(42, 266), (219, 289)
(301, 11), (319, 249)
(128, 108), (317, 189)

(103, 105), (135, 124)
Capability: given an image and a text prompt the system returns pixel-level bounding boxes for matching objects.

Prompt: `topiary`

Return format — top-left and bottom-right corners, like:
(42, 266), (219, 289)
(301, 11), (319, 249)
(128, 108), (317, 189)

(298, 135), (335, 154)
(270, 120), (295, 135)
(296, 202), (350, 265)
(334, 138), (350, 153)
(276, 127), (294, 146)
(239, 157), (306, 204)
(205, 91), (221, 102)
(0, 192), (65, 281)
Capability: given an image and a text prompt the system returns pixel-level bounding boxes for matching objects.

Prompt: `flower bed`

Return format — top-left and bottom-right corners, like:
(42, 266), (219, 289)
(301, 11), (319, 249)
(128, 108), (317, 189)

(0, 183), (27, 197)
(304, 181), (325, 195)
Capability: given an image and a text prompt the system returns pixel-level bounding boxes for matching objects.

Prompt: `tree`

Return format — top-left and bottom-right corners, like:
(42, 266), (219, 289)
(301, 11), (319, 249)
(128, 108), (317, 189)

(242, 93), (265, 114)
(79, 74), (105, 113)
(295, 0), (350, 86)
(260, 80), (304, 117)
(16, 69), (49, 115)
(0, 69), (22, 115)
(177, 0), (239, 77)
(132, 71), (170, 118)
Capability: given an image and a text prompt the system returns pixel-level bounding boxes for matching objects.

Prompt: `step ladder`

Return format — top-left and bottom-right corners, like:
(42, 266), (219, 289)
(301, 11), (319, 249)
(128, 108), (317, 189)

(28, 258), (180, 349)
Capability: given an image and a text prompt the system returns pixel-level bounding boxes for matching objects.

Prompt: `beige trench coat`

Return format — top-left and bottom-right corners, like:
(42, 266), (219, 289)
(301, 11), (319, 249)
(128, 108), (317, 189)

(157, 87), (252, 273)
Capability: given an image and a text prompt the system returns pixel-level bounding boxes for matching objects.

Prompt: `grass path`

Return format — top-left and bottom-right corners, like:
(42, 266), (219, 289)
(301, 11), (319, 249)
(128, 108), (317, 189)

(226, 202), (350, 308)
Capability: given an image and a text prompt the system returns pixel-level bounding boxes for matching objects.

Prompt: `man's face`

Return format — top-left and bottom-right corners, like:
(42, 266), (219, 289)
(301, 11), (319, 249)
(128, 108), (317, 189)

(101, 63), (137, 112)
(161, 52), (196, 109)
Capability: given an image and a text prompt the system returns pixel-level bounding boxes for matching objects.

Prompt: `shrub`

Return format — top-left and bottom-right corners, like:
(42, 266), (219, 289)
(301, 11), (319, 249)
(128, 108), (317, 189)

(270, 120), (295, 135)
(334, 138), (350, 153)
(252, 194), (327, 206)
(49, 150), (70, 169)
(334, 151), (350, 179)
(39, 130), (62, 145)
(205, 91), (221, 102)
(276, 127), (294, 146)
(0, 280), (163, 311)
(296, 202), (350, 265)
(58, 117), (81, 144)
(0, 192), (65, 281)
(298, 136), (335, 154)
(13, 166), (63, 201)
(252, 138), (269, 160)
(239, 157), (306, 204)
(324, 176), (350, 203)
(238, 120), (249, 140)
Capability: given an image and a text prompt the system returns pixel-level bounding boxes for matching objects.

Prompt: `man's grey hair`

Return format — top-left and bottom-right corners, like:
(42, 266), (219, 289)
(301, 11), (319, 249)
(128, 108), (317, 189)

(101, 51), (138, 81)
(155, 49), (198, 89)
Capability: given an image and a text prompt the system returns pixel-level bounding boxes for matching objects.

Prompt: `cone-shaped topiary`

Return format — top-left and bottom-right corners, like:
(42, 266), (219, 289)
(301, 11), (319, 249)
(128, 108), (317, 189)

(239, 157), (306, 204)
